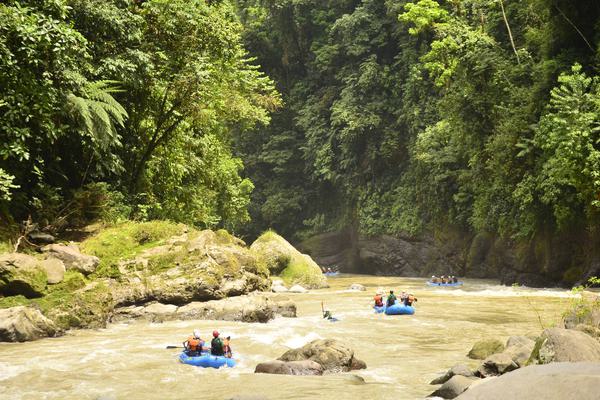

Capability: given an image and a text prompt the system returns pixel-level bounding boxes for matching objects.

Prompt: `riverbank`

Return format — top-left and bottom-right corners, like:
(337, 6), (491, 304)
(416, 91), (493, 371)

(0, 221), (325, 342)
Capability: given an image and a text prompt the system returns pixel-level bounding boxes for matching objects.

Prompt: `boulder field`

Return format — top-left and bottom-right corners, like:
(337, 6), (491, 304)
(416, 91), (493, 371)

(0, 222), (322, 342)
(430, 327), (600, 399)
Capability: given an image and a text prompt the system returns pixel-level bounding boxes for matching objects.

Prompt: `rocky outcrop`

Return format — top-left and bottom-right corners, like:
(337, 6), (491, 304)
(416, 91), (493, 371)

(430, 375), (477, 399)
(288, 284), (308, 293)
(271, 279), (288, 293)
(41, 244), (99, 275)
(112, 294), (296, 323)
(455, 362), (600, 400)
(0, 253), (47, 298)
(255, 360), (324, 375)
(251, 232), (327, 289)
(277, 339), (366, 372)
(467, 339), (505, 360)
(530, 328), (600, 364)
(0, 306), (60, 342)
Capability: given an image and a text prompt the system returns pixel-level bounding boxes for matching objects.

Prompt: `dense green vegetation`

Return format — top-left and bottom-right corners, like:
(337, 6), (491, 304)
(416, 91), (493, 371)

(0, 0), (280, 233)
(2, 0), (600, 281)
(233, 0), (600, 245)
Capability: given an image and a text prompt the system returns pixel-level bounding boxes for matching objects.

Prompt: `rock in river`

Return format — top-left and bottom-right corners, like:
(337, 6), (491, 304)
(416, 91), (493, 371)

(255, 360), (324, 376)
(277, 339), (366, 372)
(0, 306), (60, 342)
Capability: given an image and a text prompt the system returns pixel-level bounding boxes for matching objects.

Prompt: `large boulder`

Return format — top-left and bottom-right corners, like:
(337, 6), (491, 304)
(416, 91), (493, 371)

(0, 253), (47, 298)
(430, 375), (477, 399)
(430, 364), (474, 385)
(531, 328), (600, 364)
(251, 232), (328, 289)
(349, 283), (366, 291)
(288, 284), (308, 293)
(254, 360), (324, 376)
(0, 306), (60, 342)
(455, 362), (600, 400)
(467, 339), (504, 360)
(277, 339), (366, 372)
(41, 244), (99, 275)
(562, 307), (600, 329)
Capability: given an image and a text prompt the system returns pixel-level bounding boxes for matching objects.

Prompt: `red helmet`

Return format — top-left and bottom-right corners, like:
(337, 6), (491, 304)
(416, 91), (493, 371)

(212, 330), (219, 338)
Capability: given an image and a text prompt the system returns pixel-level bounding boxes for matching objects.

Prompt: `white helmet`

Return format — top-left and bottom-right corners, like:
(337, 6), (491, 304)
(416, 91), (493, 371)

(193, 329), (201, 339)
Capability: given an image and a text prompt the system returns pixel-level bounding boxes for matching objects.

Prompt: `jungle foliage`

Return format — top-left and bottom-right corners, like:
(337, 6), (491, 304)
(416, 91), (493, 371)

(232, 0), (600, 242)
(0, 0), (280, 232)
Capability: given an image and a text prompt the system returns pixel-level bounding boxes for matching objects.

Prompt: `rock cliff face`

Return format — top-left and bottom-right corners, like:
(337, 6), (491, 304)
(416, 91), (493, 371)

(299, 226), (600, 287)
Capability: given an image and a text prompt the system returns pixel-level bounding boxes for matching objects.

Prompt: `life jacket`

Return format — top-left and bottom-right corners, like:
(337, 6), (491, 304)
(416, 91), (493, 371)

(211, 337), (224, 356)
(187, 336), (202, 352)
(374, 295), (383, 306)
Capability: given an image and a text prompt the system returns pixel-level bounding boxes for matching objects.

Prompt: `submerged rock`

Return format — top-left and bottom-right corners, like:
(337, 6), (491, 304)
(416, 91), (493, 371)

(288, 284), (308, 293)
(349, 283), (365, 291)
(455, 362), (600, 400)
(467, 339), (504, 360)
(0, 253), (47, 298)
(277, 339), (366, 372)
(255, 360), (324, 376)
(0, 306), (60, 342)
(41, 244), (99, 275)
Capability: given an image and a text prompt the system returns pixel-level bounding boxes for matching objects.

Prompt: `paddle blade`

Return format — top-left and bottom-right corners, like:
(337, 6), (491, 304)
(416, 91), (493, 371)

(166, 346), (182, 349)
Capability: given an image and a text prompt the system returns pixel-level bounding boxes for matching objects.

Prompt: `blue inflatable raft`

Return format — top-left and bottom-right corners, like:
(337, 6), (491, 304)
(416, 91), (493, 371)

(374, 304), (385, 314)
(384, 303), (415, 315)
(324, 271), (339, 276)
(179, 352), (236, 368)
(426, 281), (463, 287)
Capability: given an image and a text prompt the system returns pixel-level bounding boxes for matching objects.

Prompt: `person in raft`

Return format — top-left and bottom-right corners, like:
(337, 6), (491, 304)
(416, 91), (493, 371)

(210, 330), (225, 356)
(223, 336), (233, 358)
(374, 291), (384, 307)
(431, 275), (439, 283)
(404, 293), (418, 307)
(386, 290), (397, 307)
(183, 329), (206, 356)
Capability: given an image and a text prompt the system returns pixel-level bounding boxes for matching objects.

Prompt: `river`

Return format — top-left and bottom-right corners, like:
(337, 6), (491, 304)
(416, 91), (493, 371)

(0, 275), (576, 400)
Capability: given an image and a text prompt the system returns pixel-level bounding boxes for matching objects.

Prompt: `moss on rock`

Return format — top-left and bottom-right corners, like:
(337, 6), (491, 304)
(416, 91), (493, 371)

(251, 231), (327, 289)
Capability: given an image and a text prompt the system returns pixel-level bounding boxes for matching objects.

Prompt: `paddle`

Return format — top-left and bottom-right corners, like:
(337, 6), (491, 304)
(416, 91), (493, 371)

(166, 345), (183, 349)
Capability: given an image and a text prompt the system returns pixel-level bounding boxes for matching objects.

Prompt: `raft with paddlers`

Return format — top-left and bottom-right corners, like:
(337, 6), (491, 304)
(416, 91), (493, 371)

(426, 281), (463, 287)
(384, 302), (415, 315)
(179, 351), (236, 368)
(324, 271), (339, 276)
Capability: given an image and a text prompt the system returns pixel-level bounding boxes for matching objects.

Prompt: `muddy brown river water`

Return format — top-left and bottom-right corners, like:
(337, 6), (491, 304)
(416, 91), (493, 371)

(0, 275), (576, 400)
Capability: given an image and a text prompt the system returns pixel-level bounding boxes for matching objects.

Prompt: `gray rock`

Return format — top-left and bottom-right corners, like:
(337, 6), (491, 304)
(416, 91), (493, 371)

(430, 375), (477, 399)
(255, 360), (324, 375)
(288, 284), (308, 293)
(506, 335), (535, 349)
(27, 232), (55, 244)
(0, 306), (60, 342)
(467, 339), (504, 360)
(503, 343), (534, 367)
(563, 308), (600, 329)
(455, 362), (600, 400)
(277, 339), (366, 372)
(534, 327), (600, 363)
(475, 353), (518, 377)
(41, 258), (65, 284)
(0, 253), (47, 298)
(41, 244), (99, 275)
(176, 294), (296, 323)
(430, 364), (474, 385)
(349, 283), (366, 291)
